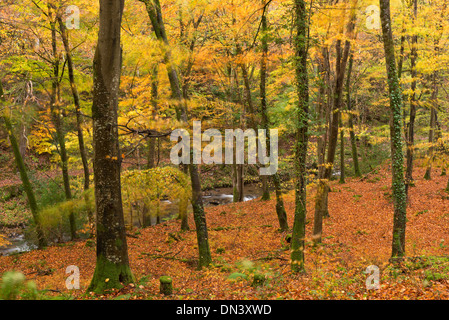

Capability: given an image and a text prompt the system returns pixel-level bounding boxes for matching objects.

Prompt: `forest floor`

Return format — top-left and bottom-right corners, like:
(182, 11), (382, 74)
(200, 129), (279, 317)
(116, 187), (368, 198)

(1, 163), (449, 300)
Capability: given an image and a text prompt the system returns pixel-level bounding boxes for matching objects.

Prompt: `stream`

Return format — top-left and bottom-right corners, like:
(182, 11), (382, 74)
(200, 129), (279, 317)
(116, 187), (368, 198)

(0, 185), (262, 256)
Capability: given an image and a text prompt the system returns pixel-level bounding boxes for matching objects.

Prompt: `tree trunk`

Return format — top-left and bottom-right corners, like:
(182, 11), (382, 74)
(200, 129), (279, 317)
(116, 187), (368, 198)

(313, 3), (355, 243)
(189, 162), (212, 268)
(147, 65), (159, 170)
(291, 0), (309, 273)
(87, 0), (135, 293)
(313, 39), (349, 236)
(141, 0), (211, 265)
(405, 0), (418, 198)
(346, 54), (361, 177)
(260, 4), (270, 201)
(233, 162), (244, 202)
(379, 0), (407, 261)
(272, 172), (288, 231)
(312, 47), (329, 244)
(232, 66), (245, 203)
(323, 38), (350, 200)
(57, 16), (90, 192)
(140, 0), (187, 122)
(424, 83), (437, 180)
(424, 36), (441, 180)
(48, 5), (75, 239)
(339, 111), (345, 184)
(57, 14), (93, 236)
(0, 81), (46, 249)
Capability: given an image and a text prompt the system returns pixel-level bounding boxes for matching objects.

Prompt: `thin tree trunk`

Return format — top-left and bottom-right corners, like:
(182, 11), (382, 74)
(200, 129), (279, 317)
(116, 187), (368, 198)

(291, 0), (309, 273)
(235, 162), (244, 202)
(147, 65), (159, 170)
(57, 16), (90, 192)
(272, 172), (288, 231)
(424, 34), (442, 180)
(339, 111), (345, 184)
(313, 39), (350, 233)
(260, 3), (270, 201)
(140, 0), (187, 122)
(397, 23), (406, 135)
(232, 66), (245, 203)
(258, 1), (287, 229)
(313, 47), (329, 244)
(88, 0), (135, 293)
(141, 0), (211, 265)
(313, 1), (356, 243)
(48, 4), (75, 239)
(405, 0), (418, 199)
(346, 53), (360, 177)
(0, 81), (46, 249)
(424, 82), (437, 180)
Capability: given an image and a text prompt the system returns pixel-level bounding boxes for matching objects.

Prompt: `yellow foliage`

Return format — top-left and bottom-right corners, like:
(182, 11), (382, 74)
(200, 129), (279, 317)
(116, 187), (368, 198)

(0, 234), (11, 248)
(121, 166), (191, 224)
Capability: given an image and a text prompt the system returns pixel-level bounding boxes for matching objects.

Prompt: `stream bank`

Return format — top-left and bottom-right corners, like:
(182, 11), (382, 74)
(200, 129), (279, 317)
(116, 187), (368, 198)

(0, 183), (264, 256)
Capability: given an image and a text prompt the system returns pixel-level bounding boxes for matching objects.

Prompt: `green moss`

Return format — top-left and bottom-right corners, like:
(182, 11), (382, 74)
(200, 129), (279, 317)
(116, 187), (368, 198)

(159, 276), (173, 295)
(115, 238), (123, 248)
(159, 276), (172, 284)
(87, 254), (135, 294)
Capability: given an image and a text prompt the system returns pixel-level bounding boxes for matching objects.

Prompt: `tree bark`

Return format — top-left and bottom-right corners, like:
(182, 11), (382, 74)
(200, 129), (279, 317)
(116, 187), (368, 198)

(87, 0), (135, 293)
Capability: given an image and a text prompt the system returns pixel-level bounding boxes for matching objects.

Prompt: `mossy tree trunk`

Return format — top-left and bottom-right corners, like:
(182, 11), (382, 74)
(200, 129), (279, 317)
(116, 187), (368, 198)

(87, 0), (135, 293)
(379, 0), (407, 261)
(0, 81), (46, 249)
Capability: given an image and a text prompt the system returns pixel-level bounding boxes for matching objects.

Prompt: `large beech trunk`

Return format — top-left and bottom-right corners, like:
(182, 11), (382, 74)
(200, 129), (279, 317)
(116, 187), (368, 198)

(88, 0), (134, 293)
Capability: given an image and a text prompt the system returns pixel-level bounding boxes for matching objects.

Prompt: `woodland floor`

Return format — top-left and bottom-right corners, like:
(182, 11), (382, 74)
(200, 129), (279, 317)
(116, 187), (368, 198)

(1, 163), (449, 300)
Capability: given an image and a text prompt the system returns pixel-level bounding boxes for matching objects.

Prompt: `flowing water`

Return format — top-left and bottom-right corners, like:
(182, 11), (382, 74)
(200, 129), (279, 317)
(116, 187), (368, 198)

(0, 184), (262, 256)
